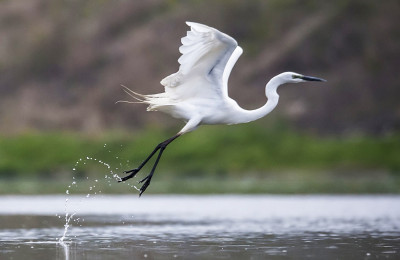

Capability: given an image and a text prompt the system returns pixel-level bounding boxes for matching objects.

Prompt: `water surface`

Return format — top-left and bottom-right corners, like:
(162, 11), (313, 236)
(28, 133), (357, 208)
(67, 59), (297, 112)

(0, 195), (399, 259)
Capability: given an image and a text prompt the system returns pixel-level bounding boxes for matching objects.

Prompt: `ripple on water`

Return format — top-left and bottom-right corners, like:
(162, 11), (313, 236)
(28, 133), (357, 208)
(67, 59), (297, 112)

(0, 195), (399, 259)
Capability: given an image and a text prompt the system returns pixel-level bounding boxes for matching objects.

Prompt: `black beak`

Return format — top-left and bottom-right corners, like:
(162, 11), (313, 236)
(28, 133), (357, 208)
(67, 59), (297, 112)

(301, 75), (326, 82)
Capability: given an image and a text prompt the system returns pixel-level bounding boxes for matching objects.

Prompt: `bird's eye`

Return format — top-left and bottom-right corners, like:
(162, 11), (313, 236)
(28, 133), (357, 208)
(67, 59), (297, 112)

(292, 75), (302, 79)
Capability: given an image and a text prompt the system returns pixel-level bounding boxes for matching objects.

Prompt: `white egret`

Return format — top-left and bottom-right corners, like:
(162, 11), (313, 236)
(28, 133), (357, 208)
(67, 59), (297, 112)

(119, 22), (326, 196)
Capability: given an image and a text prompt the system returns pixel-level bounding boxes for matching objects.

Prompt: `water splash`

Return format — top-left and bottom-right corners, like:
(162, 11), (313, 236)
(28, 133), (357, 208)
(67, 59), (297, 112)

(59, 212), (76, 244)
(58, 202), (75, 260)
(57, 145), (140, 248)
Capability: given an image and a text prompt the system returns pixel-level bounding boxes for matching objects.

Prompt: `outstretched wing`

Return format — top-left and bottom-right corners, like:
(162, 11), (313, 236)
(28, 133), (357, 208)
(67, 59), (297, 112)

(160, 22), (242, 100)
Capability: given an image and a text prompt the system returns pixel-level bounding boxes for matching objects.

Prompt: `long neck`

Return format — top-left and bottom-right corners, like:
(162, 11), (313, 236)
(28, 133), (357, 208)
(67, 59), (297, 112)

(234, 76), (281, 124)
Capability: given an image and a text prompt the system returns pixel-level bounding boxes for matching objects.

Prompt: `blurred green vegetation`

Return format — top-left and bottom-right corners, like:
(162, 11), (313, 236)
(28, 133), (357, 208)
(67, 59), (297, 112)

(1, 173), (399, 195)
(0, 124), (399, 194)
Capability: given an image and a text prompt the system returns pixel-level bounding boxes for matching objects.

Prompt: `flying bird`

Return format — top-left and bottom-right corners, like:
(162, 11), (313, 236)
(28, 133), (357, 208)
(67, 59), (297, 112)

(119, 22), (326, 196)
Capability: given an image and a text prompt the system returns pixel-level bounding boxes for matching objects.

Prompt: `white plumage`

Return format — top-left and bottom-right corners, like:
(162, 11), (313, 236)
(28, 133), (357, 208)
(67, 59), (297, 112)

(120, 22), (325, 196)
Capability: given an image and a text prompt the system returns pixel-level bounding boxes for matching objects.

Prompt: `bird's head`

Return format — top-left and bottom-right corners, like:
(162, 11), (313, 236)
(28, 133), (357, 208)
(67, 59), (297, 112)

(280, 72), (326, 84)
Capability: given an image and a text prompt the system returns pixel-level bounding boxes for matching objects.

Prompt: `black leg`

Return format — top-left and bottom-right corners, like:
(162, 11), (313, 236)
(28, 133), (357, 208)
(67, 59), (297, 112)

(119, 134), (181, 195)
(137, 146), (166, 196)
(119, 144), (162, 182)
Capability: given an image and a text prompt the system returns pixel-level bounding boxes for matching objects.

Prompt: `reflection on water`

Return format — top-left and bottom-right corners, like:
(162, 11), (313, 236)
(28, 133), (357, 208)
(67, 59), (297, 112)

(0, 195), (399, 259)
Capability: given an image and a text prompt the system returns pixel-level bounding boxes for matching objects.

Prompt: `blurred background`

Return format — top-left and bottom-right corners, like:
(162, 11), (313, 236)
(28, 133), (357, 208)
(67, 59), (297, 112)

(0, 0), (399, 194)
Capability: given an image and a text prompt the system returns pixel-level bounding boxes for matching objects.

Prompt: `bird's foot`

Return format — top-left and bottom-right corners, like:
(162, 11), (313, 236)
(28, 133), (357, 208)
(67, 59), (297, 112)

(118, 168), (140, 182)
(138, 174), (153, 197)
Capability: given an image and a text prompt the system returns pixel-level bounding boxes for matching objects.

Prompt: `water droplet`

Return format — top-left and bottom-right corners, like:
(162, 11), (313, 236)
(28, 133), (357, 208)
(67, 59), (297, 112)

(72, 168), (76, 171)
(66, 190), (69, 195)
(86, 194), (90, 198)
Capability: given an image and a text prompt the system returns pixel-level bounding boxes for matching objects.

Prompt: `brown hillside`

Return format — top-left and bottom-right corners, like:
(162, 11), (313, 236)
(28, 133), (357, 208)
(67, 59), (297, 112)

(0, 0), (398, 135)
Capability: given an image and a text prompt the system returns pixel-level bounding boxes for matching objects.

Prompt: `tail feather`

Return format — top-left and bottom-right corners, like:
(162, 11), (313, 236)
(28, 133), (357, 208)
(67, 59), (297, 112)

(121, 85), (146, 102)
(118, 85), (174, 112)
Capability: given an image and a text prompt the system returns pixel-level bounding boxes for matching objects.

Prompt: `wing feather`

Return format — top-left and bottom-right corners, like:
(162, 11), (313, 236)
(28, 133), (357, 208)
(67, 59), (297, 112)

(160, 22), (241, 100)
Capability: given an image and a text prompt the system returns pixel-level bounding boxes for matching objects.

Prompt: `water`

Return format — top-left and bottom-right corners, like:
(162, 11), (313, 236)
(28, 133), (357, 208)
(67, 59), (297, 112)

(0, 195), (399, 259)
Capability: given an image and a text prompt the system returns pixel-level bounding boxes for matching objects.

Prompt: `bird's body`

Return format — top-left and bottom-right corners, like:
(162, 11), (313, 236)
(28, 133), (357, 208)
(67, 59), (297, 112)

(120, 22), (325, 196)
